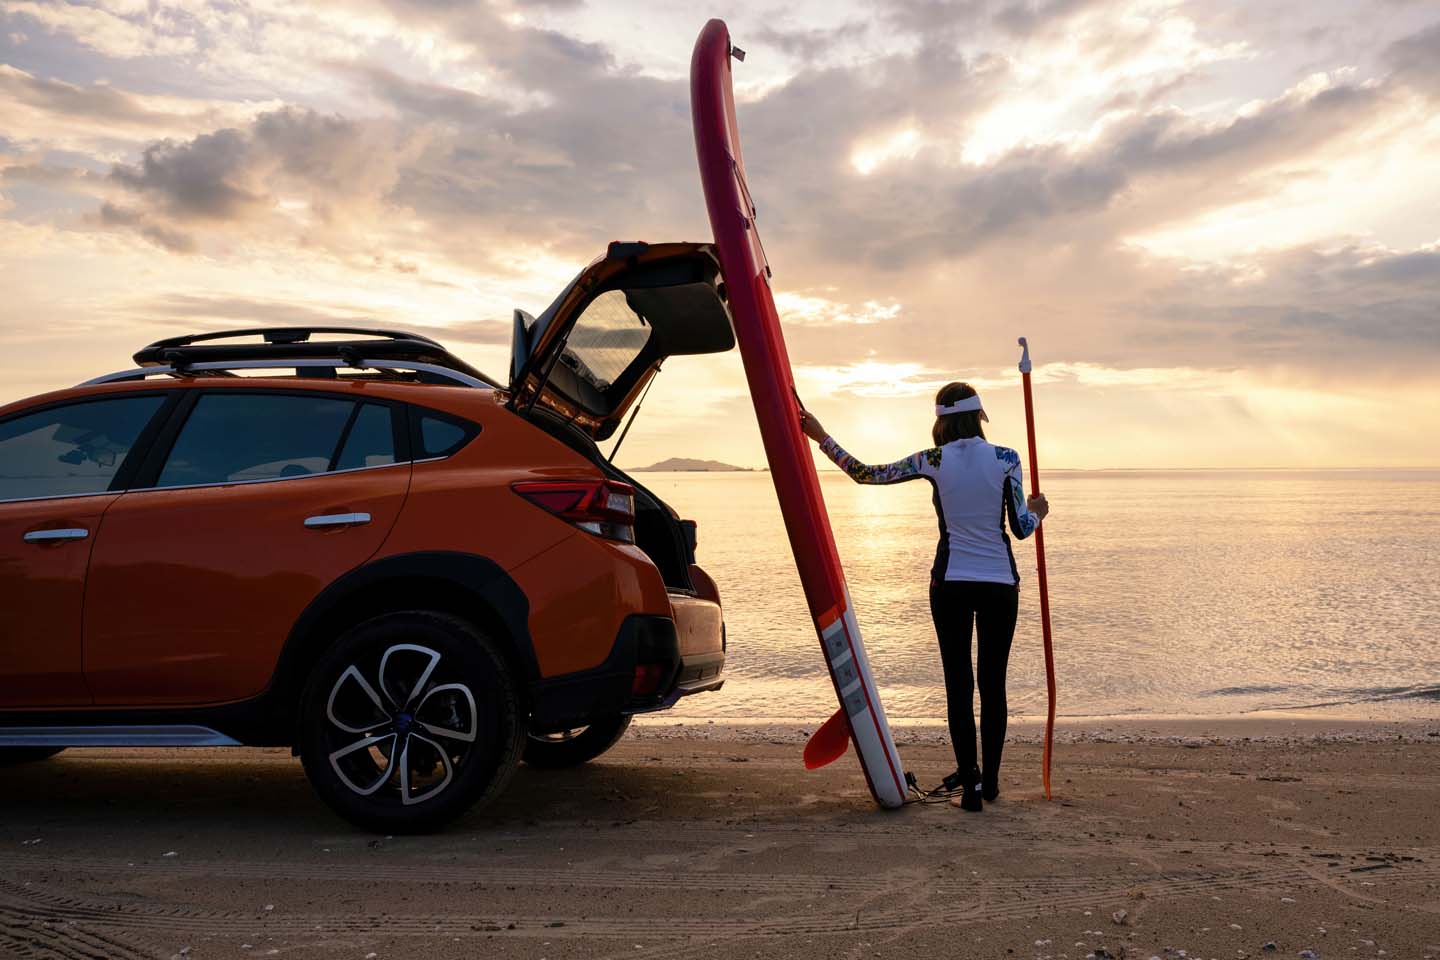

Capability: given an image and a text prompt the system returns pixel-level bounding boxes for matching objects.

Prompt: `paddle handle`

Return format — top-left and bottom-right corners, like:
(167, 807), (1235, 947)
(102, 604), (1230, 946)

(1019, 338), (1056, 801)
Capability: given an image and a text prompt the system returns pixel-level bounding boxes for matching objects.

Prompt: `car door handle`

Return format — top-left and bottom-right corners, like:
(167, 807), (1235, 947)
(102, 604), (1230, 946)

(303, 512), (372, 529)
(24, 528), (90, 543)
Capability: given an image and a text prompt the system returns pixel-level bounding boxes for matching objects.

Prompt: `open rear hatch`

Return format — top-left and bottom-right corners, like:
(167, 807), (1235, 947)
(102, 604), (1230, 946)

(508, 242), (735, 598)
(507, 241), (735, 440)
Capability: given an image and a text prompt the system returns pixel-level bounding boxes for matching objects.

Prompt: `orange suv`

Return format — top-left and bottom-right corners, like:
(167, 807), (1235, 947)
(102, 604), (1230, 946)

(0, 241), (732, 832)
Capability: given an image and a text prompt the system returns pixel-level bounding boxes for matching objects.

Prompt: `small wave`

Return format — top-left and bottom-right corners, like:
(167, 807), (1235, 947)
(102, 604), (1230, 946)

(1204, 684), (1293, 697)
(1348, 684), (1440, 703)
(1199, 683), (1440, 713)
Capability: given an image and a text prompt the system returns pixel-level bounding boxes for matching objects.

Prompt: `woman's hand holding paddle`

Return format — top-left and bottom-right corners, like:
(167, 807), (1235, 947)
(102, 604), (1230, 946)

(1027, 493), (1050, 521)
(798, 409), (827, 443)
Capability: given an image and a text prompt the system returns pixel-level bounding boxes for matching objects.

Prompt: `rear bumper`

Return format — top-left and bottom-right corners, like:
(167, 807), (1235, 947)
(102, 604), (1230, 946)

(528, 604), (725, 734)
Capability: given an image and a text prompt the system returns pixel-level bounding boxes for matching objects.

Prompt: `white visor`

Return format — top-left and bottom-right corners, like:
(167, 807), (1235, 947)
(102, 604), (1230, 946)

(935, 395), (988, 421)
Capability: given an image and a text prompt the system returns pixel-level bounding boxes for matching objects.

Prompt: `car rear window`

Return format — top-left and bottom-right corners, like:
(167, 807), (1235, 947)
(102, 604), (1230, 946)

(157, 394), (358, 487)
(0, 395), (165, 501)
(563, 290), (653, 391)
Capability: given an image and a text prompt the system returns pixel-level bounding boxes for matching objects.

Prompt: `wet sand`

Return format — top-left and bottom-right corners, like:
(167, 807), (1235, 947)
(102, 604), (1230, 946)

(2, 717), (1438, 959)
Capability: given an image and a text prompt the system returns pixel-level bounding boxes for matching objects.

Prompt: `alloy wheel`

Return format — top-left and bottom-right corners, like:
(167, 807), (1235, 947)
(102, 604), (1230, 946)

(324, 643), (478, 806)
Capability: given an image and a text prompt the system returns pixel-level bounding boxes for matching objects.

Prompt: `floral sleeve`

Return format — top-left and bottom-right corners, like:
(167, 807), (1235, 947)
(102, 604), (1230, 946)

(819, 436), (941, 485)
(997, 446), (1039, 538)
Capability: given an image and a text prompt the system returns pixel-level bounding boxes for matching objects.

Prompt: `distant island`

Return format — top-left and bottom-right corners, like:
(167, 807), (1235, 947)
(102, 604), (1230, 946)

(634, 457), (757, 472)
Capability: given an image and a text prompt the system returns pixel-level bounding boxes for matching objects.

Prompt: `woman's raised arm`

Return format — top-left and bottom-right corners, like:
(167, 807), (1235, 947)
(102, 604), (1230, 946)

(799, 410), (938, 486)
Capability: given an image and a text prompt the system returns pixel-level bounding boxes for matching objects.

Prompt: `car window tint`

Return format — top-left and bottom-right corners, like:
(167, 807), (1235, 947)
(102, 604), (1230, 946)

(157, 394), (355, 488)
(0, 396), (165, 501)
(563, 289), (652, 390)
(418, 415), (470, 458)
(334, 403), (396, 471)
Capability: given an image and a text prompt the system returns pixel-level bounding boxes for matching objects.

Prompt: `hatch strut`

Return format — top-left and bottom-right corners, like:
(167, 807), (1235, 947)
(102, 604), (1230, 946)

(607, 364), (659, 463)
(511, 324), (574, 419)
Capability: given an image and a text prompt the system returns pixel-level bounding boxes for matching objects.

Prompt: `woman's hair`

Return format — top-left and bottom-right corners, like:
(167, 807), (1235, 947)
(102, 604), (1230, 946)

(932, 381), (985, 445)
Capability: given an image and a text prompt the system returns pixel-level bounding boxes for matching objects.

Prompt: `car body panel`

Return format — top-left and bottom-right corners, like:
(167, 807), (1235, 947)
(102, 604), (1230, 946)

(0, 494), (117, 706)
(668, 593), (724, 660)
(372, 402), (578, 580)
(83, 462), (411, 706)
(511, 535), (676, 677)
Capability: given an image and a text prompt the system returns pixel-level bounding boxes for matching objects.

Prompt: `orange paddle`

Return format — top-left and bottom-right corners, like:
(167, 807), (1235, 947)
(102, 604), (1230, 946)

(1019, 337), (1056, 800)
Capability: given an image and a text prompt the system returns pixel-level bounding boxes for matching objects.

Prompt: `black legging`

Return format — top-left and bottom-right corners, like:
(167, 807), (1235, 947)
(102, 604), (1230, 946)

(929, 579), (1019, 780)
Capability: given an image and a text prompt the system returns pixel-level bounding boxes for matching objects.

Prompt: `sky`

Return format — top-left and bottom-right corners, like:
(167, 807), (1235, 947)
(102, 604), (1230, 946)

(1, 0), (1437, 470)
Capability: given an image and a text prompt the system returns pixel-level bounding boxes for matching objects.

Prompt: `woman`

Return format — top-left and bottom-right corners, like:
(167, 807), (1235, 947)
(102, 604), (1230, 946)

(799, 381), (1049, 811)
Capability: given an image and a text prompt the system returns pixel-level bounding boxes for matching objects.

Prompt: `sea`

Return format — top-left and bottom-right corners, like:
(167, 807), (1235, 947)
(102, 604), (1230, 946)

(635, 469), (1440, 723)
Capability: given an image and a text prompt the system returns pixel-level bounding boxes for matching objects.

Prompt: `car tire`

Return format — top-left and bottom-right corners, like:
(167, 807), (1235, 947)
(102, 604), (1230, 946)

(0, 747), (65, 766)
(524, 714), (632, 768)
(298, 611), (525, 833)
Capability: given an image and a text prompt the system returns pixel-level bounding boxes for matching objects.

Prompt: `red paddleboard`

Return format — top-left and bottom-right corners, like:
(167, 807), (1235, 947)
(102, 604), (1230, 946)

(690, 19), (907, 809)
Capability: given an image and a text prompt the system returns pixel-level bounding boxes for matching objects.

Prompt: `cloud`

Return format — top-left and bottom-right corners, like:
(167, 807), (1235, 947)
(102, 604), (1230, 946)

(878, 0), (1104, 39)
(111, 128), (260, 221)
(3, 1), (197, 59)
(94, 201), (195, 252)
(0, 64), (281, 151)
(1386, 20), (1440, 96)
(753, 70), (1391, 270)
(139, 293), (512, 345)
(1, 161), (100, 192)
(57, 1), (1402, 275)
(773, 291), (903, 327)
(1101, 240), (1440, 372)
(0, 63), (165, 127)
(103, 106), (424, 256)
(748, 22), (870, 62)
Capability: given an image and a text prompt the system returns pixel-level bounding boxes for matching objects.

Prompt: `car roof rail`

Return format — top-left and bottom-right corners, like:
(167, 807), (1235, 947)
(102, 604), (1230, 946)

(137, 326), (445, 355)
(80, 358), (497, 389)
(128, 327), (500, 389)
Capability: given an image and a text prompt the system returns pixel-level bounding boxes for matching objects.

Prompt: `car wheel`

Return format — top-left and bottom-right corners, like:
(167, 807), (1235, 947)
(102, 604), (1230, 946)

(298, 611), (525, 833)
(0, 747), (65, 766)
(524, 714), (631, 768)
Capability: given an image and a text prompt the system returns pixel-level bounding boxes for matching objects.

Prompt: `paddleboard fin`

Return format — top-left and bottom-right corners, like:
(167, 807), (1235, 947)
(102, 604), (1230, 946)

(803, 708), (851, 769)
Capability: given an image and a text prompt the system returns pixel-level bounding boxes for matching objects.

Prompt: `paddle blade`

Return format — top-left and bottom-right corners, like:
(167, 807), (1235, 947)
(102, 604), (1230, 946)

(803, 708), (852, 769)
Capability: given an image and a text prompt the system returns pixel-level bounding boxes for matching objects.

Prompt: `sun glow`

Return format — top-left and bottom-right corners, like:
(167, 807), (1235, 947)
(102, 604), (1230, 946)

(850, 128), (921, 176)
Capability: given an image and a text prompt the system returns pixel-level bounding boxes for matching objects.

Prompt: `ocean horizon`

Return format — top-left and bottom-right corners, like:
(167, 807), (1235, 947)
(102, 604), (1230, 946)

(632, 468), (1440, 724)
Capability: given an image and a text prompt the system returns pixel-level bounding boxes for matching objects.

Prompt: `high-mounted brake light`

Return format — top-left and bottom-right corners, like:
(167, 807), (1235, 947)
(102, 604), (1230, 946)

(512, 479), (637, 543)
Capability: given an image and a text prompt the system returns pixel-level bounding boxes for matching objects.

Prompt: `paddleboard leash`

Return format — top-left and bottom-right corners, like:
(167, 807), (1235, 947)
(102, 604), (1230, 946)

(1019, 337), (1057, 801)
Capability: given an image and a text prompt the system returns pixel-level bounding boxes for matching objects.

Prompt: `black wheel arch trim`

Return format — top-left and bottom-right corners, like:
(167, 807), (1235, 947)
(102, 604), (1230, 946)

(272, 550), (540, 705)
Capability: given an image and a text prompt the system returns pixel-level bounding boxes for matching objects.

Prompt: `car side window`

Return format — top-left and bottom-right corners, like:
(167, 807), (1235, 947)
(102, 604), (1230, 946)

(156, 394), (357, 488)
(0, 395), (165, 502)
(416, 412), (475, 459)
(334, 403), (396, 471)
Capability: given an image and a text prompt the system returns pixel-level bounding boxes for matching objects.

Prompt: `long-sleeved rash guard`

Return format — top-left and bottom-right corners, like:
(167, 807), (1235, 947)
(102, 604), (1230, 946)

(819, 435), (1039, 585)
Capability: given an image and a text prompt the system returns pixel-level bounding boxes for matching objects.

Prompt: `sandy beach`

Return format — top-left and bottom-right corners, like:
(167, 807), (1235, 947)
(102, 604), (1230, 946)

(2, 716), (1437, 959)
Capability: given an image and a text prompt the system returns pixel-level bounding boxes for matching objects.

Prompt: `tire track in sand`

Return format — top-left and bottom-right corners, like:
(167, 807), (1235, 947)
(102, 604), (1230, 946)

(5, 860), (1430, 946)
(0, 897), (157, 960)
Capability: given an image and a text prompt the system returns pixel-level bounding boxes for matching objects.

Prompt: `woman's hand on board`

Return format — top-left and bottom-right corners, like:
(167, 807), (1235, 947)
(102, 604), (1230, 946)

(1028, 493), (1050, 521)
(798, 410), (828, 443)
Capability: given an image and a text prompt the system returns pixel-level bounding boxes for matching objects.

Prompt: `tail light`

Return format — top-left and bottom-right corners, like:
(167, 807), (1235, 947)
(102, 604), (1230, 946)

(512, 479), (636, 543)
